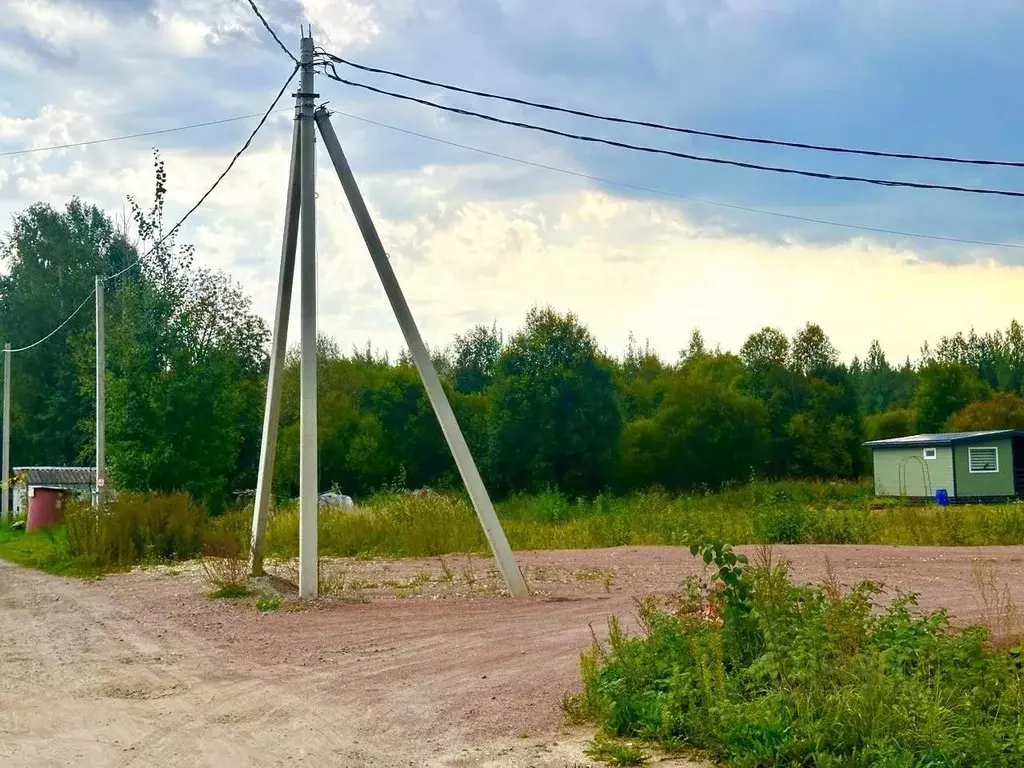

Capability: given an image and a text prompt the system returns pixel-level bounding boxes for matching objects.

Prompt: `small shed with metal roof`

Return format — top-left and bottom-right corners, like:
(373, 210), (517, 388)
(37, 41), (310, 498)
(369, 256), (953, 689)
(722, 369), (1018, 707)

(11, 466), (96, 517)
(864, 430), (1024, 500)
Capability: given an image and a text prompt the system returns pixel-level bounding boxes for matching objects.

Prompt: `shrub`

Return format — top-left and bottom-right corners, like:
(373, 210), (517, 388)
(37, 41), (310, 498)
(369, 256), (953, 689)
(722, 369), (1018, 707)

(201, 532), (250, 596)
(863, 408), (915, 442)
(946, 392), (1024, 432)
(65, 492), (204, 568)
(569, 541), (1024, 767)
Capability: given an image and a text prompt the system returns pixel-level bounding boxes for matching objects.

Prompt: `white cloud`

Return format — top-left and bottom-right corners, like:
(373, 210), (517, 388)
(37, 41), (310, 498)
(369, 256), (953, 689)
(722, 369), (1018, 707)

(301, 0), (385, 50)
(2, 0), (1023, 371)
(309, 184), (1024, 363)
(5, 102), (1024, 367)
(158, 13), (210, 57)
(7, 0), (110, 46)
(150, 0), (262, 57)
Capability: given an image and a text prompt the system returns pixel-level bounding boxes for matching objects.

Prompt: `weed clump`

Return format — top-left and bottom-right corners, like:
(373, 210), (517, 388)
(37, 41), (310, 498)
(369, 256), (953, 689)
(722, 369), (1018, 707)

(200, 532), (250, 597)
(255, 595), (281, 612)
(208, 584), (249, 599)
(585, 734), (648, 765)
(568, 539), (1024, 767)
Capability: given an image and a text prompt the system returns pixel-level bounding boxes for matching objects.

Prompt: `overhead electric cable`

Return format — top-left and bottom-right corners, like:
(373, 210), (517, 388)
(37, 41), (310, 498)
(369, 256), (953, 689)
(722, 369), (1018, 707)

(322, 52), (1024, 169)
(10, 65), (299, 353)
(6, 291), (97, 354)
(0, 110), (293, 158)
(327, 108), (1024, 251)
(105, 65), (298, 283)
(244, 0), (298, 63)
(321, 72), (1024, 199)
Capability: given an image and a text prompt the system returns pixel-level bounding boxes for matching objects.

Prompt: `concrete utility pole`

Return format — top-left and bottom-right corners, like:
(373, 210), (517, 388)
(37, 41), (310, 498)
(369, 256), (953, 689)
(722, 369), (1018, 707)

(315, 109), (529, 597)
(249, 33), (528, 598)
(94, 276), (106, 507)
(2, 343), (9, 523)
(297, 34), (319, 599)
(249, 98), (302, 576)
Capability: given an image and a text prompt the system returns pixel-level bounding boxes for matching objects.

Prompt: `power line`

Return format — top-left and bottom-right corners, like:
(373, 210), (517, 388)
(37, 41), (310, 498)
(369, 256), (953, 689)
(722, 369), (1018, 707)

(327, 108), (1024, 251)
(244, 0), (298, 64)
(322, 53), (1024, 170)
(7, 291), (96, 354)
(321, 72), (1024, 200)
(105, 65), (299, 283)
(0, 109), (293, 158)
(10, 65), (299, 353)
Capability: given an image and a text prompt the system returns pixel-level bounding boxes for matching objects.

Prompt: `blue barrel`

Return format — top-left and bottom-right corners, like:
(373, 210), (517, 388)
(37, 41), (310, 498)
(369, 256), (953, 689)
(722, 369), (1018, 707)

(935, 488), (949, 506)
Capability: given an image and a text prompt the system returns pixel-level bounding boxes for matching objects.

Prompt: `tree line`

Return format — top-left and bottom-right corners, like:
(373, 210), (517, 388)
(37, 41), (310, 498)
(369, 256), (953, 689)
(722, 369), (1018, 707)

(3, 162), (1022, 509)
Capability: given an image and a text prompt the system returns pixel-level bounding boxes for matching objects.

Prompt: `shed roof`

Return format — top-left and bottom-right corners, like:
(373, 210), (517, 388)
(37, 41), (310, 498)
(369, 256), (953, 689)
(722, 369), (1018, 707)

(13, 466), (96, 486)
(864, 430), (1024, 449)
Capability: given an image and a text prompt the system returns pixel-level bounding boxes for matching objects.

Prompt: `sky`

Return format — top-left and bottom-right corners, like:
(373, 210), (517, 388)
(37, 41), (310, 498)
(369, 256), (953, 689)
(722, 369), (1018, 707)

(1, 0), (1023, 364)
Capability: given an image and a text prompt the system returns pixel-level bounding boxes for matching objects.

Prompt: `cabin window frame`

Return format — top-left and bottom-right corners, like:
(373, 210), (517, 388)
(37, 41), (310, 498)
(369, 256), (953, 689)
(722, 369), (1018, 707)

(968, 446), (999, 474)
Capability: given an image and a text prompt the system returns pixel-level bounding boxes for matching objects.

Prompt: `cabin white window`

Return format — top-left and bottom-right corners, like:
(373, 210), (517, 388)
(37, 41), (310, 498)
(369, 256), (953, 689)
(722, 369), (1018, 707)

(923, 447), (937, 460)
(968, 446), (999, 474)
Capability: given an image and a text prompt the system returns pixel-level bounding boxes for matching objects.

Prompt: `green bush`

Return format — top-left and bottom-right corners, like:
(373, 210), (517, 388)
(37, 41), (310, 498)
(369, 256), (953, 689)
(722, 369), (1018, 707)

(65, 492), (205, 568)
(569, 542), (1024, 767)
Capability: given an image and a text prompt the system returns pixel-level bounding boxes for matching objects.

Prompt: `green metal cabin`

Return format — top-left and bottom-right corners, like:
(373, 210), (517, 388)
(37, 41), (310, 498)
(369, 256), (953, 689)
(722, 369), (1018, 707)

(864, 430), (1024, 500)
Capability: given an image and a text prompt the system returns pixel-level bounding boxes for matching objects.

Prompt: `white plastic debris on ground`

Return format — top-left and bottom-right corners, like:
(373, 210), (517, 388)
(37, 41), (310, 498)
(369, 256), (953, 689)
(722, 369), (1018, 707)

(317, 492), (354, 509)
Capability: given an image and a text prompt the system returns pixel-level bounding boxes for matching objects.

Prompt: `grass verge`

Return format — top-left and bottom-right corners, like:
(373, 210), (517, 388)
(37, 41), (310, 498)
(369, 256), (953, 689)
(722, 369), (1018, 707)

(260, 481), (1024, 560)
(0, 525), (110, 578)
(585, 735), (648, 766)
(0, 492), (234, 578)
(7, 480), (1024, 579)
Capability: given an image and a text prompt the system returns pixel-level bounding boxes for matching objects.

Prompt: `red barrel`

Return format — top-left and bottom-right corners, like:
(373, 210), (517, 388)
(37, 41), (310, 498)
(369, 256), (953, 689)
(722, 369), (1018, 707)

(27, 487), (65, 532)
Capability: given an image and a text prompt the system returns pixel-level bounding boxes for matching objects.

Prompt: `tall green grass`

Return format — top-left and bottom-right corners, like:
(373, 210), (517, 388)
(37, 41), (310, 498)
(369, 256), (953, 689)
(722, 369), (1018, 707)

(257, 481), (1024, 559)
(0, 493), (208, 576)
(0, 524), (95, 576)
(6, 481), (1024, 577)
(567, 545), (1024, 767)
(65, 492), (205, 568)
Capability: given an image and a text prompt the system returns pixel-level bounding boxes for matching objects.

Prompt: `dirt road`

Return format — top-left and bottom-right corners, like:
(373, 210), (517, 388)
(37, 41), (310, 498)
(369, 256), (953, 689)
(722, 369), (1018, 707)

(2, 544), (1022, 767)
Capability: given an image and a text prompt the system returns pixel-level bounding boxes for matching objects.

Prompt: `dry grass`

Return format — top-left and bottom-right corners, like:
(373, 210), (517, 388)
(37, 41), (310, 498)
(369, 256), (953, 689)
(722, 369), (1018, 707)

(200, 533), (249, 597)
(971, 557), (1024, 648)
(65, 493), (204, 568)
(256, 482), (1024, 562)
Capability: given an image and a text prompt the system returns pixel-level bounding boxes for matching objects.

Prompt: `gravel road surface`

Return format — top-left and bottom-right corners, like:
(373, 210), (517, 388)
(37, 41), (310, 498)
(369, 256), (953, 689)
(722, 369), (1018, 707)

(2, 544), (1022, 767)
